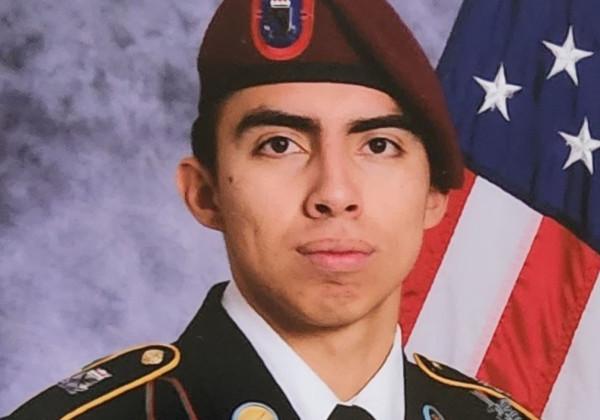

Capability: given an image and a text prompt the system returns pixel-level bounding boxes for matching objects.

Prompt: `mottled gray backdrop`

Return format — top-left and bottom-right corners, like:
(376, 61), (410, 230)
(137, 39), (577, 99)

(0, 0), (460, 414)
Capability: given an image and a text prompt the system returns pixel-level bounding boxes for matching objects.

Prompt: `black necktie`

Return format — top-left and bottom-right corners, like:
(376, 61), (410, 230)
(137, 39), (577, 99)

(327, 404), (376, 420)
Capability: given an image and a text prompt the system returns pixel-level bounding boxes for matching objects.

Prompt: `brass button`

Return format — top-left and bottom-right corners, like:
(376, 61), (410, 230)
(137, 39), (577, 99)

(141, 349), (165, 366)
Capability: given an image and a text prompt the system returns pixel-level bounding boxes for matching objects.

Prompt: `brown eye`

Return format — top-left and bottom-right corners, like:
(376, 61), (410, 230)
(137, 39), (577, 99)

(363, 137), (402, 156)
(270, 137), (291, 153)
(257, 136), (303, 156)
(368, 138), (388, 154)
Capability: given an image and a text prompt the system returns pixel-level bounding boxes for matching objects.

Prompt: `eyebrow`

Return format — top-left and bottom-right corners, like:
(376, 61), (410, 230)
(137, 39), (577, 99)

(235, 108), (321, 138)
(234, 107), (419, 139)
(348, 114), (418, 135)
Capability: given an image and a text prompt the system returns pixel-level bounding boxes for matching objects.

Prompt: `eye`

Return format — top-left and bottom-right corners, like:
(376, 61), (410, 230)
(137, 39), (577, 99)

(256, 135), (304, 156)
(362, 137), (404, 156)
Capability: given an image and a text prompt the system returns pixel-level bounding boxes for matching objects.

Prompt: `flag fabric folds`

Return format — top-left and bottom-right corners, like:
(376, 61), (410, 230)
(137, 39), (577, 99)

(400, 0), (600, 418)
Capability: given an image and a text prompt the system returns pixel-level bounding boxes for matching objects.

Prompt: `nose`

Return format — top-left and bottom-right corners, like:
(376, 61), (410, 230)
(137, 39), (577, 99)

(304, 149), (362, 220)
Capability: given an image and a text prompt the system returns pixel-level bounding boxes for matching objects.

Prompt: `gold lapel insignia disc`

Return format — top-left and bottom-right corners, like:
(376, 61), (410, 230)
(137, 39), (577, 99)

(233, 402), (278, 420)
(141, 349), (165, 366)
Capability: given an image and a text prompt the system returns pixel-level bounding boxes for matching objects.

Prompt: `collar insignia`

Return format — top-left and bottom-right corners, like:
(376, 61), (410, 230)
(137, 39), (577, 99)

(233, 402), (278, 420)
(57, 368), (112, 395)
(423, 404), (445, 420)
(472, 391), (524, 420)
(251, 0), (315, 61)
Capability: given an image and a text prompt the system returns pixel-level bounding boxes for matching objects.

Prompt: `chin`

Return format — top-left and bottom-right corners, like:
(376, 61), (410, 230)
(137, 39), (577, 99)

(302, 308), (370, 330)
(295, 293), (375, 329)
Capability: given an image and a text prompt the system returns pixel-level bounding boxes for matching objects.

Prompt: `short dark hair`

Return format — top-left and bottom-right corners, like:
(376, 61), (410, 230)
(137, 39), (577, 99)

(190, 94), (231, 177)
(191, 114), (218, 177)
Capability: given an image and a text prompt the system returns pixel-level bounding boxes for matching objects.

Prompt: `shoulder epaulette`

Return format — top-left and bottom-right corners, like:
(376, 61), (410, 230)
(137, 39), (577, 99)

(413, 353), (539, 420)
(7, 343), (180, 420)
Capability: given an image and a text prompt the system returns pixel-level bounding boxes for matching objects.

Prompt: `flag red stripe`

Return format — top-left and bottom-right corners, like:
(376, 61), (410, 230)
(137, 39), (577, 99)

(476, 217), (600, 416)
(400, 169), (476, 343)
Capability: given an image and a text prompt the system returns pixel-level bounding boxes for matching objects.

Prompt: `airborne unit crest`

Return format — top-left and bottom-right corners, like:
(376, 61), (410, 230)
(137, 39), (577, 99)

(251, 0), (315, 60)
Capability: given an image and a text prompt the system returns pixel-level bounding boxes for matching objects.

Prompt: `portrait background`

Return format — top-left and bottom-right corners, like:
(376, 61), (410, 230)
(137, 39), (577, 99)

(0, 0), (460, 414)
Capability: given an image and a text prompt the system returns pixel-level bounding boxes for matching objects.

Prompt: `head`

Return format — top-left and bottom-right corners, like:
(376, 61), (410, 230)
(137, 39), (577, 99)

(177, 0), (463, 333)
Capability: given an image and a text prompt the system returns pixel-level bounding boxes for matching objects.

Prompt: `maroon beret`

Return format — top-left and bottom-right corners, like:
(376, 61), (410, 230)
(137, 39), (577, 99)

(194, 0), (464, 191)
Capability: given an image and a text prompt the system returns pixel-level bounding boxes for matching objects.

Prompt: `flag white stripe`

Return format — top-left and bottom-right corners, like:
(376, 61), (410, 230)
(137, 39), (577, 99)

(405, 176), (542, 375)
(541, 272), (600, 420)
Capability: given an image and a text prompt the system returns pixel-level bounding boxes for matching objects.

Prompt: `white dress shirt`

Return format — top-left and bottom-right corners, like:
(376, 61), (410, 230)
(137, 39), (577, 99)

(222, 281), (405, 420)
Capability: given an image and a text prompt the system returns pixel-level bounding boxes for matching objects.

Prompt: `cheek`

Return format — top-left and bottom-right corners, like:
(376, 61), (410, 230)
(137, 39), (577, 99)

(367, 159), (429, 216)
(364, 165), (430, 250)
(219, 172), (298, 255)
(380, 200), (426, 259)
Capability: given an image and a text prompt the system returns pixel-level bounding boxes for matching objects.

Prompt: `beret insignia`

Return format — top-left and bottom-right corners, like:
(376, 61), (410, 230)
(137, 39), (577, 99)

(251, 0), (315, 61)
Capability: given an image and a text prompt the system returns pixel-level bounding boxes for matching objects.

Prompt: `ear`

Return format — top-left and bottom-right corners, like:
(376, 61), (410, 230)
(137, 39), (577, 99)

(176, 156), (224, 232)
(423, 188), (449, 229)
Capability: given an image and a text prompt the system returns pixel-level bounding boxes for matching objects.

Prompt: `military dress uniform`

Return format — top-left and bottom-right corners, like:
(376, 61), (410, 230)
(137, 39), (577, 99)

(6, 0), (540, 418)
(6, 282), (537, 420)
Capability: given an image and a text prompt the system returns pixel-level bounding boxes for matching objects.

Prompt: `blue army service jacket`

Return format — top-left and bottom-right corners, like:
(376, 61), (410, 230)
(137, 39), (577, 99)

(5, 283), (537, 420)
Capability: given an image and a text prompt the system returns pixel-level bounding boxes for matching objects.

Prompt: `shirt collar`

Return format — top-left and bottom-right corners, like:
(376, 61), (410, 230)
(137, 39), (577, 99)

(222, 281), (405, 420)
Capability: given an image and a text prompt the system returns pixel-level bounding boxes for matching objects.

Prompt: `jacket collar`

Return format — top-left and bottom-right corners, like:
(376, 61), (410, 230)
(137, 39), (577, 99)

(176, 282), (300, 419)
(175, 281), (439, 420)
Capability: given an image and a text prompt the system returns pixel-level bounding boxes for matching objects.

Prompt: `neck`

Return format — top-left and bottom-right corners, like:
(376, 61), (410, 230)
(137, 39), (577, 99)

(269, 291), (401, 401)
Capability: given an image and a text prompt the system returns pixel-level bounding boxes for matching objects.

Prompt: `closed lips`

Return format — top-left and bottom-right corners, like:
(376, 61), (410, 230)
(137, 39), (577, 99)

(296, 239), (375, 255)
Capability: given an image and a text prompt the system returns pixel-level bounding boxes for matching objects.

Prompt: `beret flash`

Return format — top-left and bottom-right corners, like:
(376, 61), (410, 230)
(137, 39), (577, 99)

(193, 0), (464, 191)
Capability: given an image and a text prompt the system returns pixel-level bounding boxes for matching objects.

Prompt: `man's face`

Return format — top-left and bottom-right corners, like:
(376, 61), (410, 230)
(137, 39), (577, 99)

(181, 82), (447, 332)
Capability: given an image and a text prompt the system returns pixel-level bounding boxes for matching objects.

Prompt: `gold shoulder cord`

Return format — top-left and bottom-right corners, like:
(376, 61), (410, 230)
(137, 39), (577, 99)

(60, 343), (181, 420)
(413, 354), (539, 420)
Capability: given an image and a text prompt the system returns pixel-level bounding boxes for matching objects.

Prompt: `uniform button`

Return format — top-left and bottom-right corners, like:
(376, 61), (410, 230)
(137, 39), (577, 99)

(141, 349), (165, 366)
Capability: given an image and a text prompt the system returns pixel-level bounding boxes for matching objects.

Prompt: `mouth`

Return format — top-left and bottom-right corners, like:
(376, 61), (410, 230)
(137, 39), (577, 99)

(296, 239), (375, 272)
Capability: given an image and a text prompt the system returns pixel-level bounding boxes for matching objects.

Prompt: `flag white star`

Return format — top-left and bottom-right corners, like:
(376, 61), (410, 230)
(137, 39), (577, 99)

(559, 118), (600, 174)
(474, 63), (522, 121)
(542, 26), (593, 86)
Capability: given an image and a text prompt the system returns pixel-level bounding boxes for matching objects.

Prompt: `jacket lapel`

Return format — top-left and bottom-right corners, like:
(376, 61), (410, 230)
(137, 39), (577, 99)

(173, 282), (300, 420)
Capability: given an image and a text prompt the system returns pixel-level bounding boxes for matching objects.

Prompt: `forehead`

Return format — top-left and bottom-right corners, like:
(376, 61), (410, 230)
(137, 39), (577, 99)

(219, 82), (404, 123)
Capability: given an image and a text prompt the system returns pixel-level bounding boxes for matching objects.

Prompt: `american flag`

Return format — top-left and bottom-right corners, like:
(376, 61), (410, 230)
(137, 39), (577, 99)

(399, 0), (600, 418)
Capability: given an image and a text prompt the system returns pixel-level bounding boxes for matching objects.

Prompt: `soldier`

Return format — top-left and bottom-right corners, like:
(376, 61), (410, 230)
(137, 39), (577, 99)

(5, 0), (538, 419)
